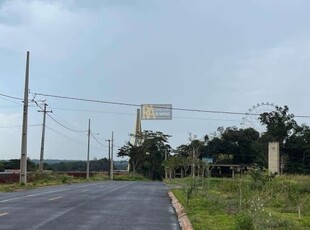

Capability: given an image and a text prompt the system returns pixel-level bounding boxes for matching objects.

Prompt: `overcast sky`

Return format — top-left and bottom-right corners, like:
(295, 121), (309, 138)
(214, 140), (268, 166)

(1, 0), (310, 161)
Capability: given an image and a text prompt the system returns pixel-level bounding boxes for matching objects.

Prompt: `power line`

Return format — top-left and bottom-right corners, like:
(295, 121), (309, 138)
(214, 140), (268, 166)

(34, 92), (140, 107)
(0, 96), (22, 106)
(50, 107), (135, 116)
(3, 91), (310, 118)
(31, 92), (247, 115)
(90, 132), (108, 148)
(32, 92), (310, 118)
(0, 124), (41, 129)
(33, 92), (247, 115)
(0, 93), (23, 101)
(33, 100), (87, 133)
(46, 125), (85, 144)
(47, 113), (87, 133)
(50, 107), (239, 122)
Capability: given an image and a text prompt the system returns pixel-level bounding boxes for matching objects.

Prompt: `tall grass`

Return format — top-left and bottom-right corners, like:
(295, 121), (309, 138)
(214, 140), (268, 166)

(167, 175), (310, 230)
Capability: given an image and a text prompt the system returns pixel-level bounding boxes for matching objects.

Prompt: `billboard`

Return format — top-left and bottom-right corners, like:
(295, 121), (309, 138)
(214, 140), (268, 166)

(141, 104), (172, 120)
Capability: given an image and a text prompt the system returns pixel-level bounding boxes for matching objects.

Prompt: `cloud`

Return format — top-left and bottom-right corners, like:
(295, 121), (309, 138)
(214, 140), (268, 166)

(219, 37), (310, 114)
(0, 113), (21, 132)
(0, 113), (22, 158)
(0, 0), (96, 60)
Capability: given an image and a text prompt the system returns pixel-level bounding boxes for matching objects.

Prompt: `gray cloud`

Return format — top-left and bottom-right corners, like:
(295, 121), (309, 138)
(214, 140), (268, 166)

(1, 0), (310, 160)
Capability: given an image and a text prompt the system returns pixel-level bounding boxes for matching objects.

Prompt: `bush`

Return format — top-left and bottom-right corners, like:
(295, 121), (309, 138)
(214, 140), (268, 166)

(235, 212), (254, 230)
(184, 178), (201, 205)
(61, 174), (72, 183)
(249, 166), (276, 190)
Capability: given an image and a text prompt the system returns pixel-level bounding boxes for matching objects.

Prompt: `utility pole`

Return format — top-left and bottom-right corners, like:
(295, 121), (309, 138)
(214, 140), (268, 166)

(105, 139), (111, 176)
(110, 131), (114, 180)
(192, 145), (195, 178)
(20, 51), (30, 185)
(38, 103), (52, 173)
(86, 119), (90, 179)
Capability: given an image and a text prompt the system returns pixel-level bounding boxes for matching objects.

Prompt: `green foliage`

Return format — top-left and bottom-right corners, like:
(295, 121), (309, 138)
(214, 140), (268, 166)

(61, 174), (72, 183)
(0, 162), (4, 171)
(249, 166), (276, 190)
(235, 212), (254, 230)
(0, 158), (38, 172)
(118, 130), (171, 180)
(113, 173), (148, 181)
(166, 175), (310, 230)
(184, 178), (201, 205)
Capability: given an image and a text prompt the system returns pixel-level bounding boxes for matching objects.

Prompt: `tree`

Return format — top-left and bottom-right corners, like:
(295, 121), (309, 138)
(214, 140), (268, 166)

(259, 106), (310, 173)
(189, 138), (205, 177)
(285, 124), (310, 174)
(118, 143), (144, 174)
(205, 127), (260, 165)
(175, 144), (192, 177)
(163, 155), (181, 179)
(259, 105), (297, 145)
(118, 130), (171, 180)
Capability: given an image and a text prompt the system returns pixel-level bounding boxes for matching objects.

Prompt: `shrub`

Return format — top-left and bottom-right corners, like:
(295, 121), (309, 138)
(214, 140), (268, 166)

(249, 166), (276, 190)
(184, 178), (201, 205)
(61, 174), (72, 183)
(235, 212), (254, 230)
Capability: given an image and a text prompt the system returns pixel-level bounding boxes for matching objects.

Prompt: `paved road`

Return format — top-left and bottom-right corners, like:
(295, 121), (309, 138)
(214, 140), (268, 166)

(0, 181), (180, 230)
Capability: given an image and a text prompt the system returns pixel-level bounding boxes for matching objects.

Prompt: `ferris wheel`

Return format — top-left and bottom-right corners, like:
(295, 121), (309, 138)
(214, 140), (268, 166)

(241, 102), (277, 134)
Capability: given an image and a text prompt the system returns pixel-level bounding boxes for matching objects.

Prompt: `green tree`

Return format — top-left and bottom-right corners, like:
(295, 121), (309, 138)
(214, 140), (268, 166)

(118, 143), (144, 174)
(259, 105), (297, 145)
(259, 106), (310, 174)
(118, 130), (171, 180)
(285, 125), (310, 174)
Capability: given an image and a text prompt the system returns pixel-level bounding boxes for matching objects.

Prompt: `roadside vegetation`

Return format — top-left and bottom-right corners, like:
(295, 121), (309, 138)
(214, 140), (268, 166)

(166, 173), (310, 230)
(0, 172), (148, 192)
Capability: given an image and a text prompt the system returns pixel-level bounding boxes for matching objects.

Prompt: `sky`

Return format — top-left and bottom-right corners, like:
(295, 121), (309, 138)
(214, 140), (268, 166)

(1, 0), (310, 161)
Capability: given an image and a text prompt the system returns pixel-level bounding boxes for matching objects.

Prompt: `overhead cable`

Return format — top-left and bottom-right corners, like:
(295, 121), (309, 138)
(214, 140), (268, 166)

(33, 92), (310, 118)
(90, 132), (108, 148)
(3, 92), (310, 118)
(0, 93), (23, 101)
(47, 113), (87, 133)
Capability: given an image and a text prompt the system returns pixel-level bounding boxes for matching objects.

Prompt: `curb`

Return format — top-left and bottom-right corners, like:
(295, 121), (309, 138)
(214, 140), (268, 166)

(168, 191), (194, 230)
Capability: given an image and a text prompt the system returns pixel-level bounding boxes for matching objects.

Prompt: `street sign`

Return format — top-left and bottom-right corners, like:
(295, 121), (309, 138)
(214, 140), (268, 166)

(141, 104), (172, 120)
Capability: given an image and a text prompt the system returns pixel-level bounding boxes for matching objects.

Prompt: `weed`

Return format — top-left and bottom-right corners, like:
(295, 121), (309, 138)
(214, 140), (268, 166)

(184, 178), (201, 205)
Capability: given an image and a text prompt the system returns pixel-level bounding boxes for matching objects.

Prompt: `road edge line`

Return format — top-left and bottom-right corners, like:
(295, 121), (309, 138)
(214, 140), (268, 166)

(168, 191), (194, 230)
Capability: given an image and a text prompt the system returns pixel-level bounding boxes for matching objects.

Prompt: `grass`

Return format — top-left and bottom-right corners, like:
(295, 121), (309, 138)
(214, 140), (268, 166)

(0, 172), (149, 192)
(166, 175), (310, 230)
(113, 172), (149, 181)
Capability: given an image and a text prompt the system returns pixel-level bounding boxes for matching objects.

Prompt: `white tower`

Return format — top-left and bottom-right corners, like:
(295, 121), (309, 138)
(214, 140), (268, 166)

(128, 109), (142, 171)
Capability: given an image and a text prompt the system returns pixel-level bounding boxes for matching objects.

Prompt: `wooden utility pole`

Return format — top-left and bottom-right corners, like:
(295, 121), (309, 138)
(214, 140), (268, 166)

(86, 119), (90, 179)
(38, 103), (52, 173)
(20, 51), (30, 185)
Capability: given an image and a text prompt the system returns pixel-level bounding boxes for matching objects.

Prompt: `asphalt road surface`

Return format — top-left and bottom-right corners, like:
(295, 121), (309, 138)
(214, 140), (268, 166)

(0, 181), (180, 230)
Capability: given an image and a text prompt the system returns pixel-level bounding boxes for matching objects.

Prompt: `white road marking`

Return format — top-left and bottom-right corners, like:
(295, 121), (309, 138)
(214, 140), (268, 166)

(0, 188), (69, 203)
(80, 189), (89, 192)
(0, 183), (105, 203)
(0, 212), (8, 217)
(48, 196), (63, 201)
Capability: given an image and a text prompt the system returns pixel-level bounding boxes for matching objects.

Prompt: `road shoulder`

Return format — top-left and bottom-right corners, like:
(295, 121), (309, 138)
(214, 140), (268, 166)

(168, 191), (194, 230)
